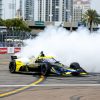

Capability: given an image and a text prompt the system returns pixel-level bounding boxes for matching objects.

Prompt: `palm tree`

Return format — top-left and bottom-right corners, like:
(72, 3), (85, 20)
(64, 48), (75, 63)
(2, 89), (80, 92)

(83, 9), (100, 32)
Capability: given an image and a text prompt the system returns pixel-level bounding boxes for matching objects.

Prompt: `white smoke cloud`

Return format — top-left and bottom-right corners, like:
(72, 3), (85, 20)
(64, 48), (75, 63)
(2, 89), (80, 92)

(16, 25), (100, 72)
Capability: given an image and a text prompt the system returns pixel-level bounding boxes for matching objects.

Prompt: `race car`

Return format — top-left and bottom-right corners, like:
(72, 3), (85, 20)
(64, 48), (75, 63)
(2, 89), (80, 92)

(9, 54), (87, 76)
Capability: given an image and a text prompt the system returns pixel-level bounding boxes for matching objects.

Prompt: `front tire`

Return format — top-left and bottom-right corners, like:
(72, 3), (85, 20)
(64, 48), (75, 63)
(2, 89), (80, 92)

(70, 62), (80, 70)
(70, 62), (87, 73)
(71, 72), (80, 76)
(9, 61), (16, 73)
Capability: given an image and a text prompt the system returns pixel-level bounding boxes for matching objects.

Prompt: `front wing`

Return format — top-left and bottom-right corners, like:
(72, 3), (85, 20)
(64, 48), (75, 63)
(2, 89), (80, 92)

(50, 66), (87, 76)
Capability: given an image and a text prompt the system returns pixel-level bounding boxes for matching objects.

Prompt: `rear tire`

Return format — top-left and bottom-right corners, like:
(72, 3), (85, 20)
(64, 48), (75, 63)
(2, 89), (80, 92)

(40, 63), (50, 76)
(9, 61), (16, 73)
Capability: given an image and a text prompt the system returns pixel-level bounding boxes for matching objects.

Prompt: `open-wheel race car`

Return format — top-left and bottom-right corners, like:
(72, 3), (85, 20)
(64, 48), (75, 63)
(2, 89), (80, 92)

(9, 53), (87, 76)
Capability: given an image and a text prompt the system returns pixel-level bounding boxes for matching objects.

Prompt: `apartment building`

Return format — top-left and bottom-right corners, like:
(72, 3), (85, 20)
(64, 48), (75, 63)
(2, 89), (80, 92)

(21, 0), (73, 22)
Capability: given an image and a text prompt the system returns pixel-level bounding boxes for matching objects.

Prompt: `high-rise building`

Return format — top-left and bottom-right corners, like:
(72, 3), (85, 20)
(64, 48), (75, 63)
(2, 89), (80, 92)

(25, 0), (34, 20)
(20, 0), (34, 20)
(2, 0), (17, 19)
(73, 0), (91, 23)
(45, 0), (73, 22)
(21, 0), (73, 22)
(20, 0), (25, 20)
(0, 0), (2, 18)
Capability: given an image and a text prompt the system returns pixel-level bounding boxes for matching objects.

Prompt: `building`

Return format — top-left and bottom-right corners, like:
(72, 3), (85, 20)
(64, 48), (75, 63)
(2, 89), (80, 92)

(20, 0), (25, 20)
(0, 0), (2, 18)
(21, 0), (73, 23)
(2, 0), (18, 19)
(24, 0), (34, 20)
(15, 9), (21, 19)
(45, 0), (73, 22)
(20, 0), (34, 20)
(73, 0), (91, 23)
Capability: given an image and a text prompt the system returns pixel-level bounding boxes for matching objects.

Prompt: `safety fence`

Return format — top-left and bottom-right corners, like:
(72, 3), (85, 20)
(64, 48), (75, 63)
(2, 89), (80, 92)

(0, 47), (21, 54)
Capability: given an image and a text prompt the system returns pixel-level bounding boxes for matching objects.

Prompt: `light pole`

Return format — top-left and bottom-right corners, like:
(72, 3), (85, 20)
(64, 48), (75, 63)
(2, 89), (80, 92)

(69, 15), (72, 32)
(66, 10), (72, 32)
(49, 14), (53, 22)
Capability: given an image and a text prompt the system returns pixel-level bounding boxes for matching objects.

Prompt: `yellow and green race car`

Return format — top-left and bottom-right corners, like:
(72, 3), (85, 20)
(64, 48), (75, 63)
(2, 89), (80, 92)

(9, 55), (87, 76)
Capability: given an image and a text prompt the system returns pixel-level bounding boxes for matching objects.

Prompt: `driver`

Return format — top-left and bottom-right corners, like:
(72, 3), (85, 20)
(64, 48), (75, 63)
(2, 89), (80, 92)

(39, 51), (45, 57)
(35, 51), (45, 62)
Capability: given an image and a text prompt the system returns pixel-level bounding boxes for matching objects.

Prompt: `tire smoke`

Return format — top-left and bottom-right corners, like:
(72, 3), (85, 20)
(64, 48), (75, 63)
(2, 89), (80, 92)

(16, 25), (100, 72)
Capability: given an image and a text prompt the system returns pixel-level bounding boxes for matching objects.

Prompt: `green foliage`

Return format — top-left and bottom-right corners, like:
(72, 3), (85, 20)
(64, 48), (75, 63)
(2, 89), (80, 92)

(0, 18), (5, 26)
(5, 19), (13, 29)
(82, 9), (100, 32)
(0, 18), (31, 32)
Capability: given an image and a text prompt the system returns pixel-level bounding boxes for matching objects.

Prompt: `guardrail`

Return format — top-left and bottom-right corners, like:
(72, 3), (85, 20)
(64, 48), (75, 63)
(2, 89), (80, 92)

(0, 47), (21, 54)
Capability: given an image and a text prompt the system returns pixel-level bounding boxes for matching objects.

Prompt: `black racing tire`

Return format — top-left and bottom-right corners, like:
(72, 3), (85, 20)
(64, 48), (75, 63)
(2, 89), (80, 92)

(70, 62), (80, 70)
(40, 63), (50, 76)
(70, 62), (87, 73)
(9, 61), (16, 73)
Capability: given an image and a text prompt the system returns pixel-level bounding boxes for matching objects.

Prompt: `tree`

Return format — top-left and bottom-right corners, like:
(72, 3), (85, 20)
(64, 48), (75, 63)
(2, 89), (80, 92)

(4, 18), (31, 32)
(82, 9), (100, 32)
(0, 18), (5, 26)
(4, 19), (13, 31)
(4, 19), (32, 41)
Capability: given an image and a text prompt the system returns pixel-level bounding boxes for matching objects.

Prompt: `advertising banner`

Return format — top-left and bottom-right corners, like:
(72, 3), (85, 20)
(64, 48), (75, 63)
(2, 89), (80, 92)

(14, 48), (21, 53)
(0, 48), (7, 54)
(7, 47), (14, 53)
(0, 47), (21, 54)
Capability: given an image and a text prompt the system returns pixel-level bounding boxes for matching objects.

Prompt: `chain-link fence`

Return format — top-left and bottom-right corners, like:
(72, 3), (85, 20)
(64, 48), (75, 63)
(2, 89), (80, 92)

(0, 30), (34, 47)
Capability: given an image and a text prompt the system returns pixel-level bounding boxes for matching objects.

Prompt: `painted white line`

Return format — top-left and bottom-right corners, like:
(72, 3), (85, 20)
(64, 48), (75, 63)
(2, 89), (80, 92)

(0, 76), (44, 97)
(1, 84), (100, 87)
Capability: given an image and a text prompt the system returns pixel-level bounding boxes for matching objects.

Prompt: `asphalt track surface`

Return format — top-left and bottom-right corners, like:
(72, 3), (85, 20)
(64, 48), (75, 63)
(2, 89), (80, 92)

(1, 54), (100, 100)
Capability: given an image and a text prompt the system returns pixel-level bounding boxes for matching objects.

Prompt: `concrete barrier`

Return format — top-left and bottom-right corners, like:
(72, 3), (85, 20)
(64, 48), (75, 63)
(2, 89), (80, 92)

(0, 47), (21, 54)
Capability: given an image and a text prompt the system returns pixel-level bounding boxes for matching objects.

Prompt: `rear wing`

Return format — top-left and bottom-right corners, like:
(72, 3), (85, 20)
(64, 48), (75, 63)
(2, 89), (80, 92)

(11, 56), (17, 60)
